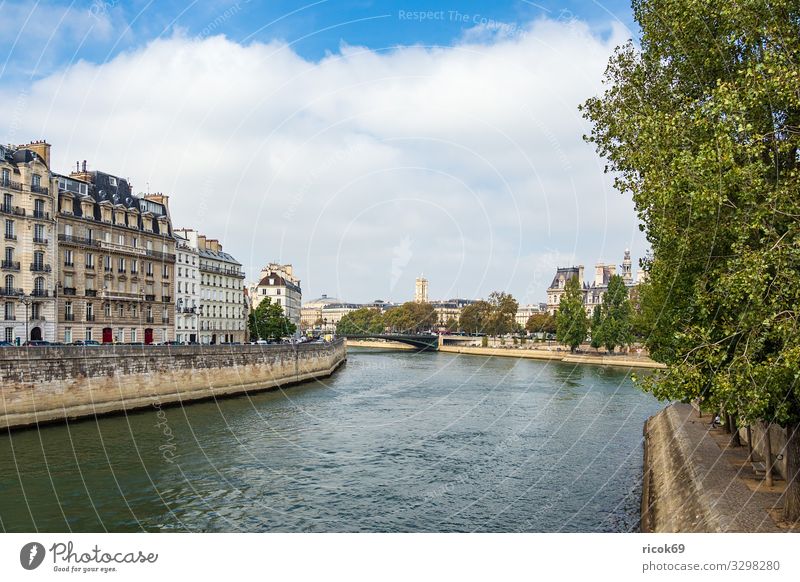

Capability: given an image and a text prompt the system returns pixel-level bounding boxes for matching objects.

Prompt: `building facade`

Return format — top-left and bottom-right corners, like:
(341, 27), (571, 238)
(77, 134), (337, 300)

(430, 298), (476, 329)
(1, 141), (58, 343)
(55, 164), (176, 344)
(174, 230), (200, 343)
(546, 250), (639, 316)
(515, 303), (547, 328)
(176, 230), (246, 344)
(250, 263), (302, 330)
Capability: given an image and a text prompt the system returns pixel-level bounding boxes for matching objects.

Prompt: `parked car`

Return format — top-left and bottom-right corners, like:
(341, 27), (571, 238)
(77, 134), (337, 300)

(72, 340), (100, 346)
(0, 341), (13, 347)
(23, 340), (51, 346)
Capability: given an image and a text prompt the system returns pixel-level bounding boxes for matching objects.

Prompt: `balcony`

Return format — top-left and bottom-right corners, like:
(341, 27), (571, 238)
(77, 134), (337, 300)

(33, 237), (48, 245)
(31, 184), (49, 195)
(85, 289), (97, 297)
(64, 313), (75, 321)
(63, 261), (74, 268)
(58, 234), (101, 248)
(31, 289), (50, 297)
(3, 314), (15, 321)
(62, 287), (77, 296)
(4, 233), (16, 241)
(145, 294), (156, 302)
(1, 260), (20, 271)
(33, 210), (50, 219)
(2, 180), (23, 192)
(0, 287), (22, 297)
(85, 264), (95, 270)
(0, 204), (25, 217)
(118, 268), (126, 274)
(104, 267), (114, 273)
(86, 314), (96, 322)
(161, 318), (170, 324)
(146, 316), (154, 323)
(30, 314), (46, 322)
(162, 295), (171, 303)
(30, 263), (51, 272)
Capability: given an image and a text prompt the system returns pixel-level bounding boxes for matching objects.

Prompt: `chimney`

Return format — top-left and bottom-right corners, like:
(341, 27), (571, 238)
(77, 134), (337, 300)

(595, 264), (605, 286)
(144, 193), (170, 209)
(197, 234), (207, 250)
(82, 160), (87, 172)
(23, 140), (51, 168)
(578, 265), (584, 285)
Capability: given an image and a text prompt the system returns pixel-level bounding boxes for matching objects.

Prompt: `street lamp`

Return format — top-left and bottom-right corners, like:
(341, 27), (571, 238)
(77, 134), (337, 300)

(19, 294), (32, 344)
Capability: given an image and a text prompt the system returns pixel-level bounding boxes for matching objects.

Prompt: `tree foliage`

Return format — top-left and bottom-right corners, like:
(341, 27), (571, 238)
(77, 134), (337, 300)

(526, 312), (556, 335)
(555, 277), (589, 352)
(590, 306), (604, 350)
(336, 308), (385, 335)
(598, 274), (633, 353)
(582, 0), (800, 519)
(248, 298), (297, 340)
(459, 300), (492, 334)
(383, 302), (437, 333)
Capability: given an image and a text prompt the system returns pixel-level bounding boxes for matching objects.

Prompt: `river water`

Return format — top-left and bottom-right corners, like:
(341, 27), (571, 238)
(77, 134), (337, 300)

(0, 349), (663, 532)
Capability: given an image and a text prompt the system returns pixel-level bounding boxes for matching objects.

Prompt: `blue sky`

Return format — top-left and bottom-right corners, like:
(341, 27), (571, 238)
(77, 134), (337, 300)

(1, 1), (646, 304)
(1, 1), (636, 82)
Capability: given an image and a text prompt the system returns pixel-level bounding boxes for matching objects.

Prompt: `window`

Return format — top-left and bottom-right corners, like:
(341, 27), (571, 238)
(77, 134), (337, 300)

(104, 303), (111, 317)
(4, 327), (12, 343)
(34, 224), (45, 242)
(131, 259), (138, 274)
(118, 257), (125, 272)
(86, 253), (94, 268)
(104, 255), (112, 271)
(115, 328), (123, 342)
(65, 301), (73, 318)
(64, 328), (72, 344)
(64, 249), (73, 266)
(64, 224), (73, 237)
(1, 169), (9, 186)
(132, 237), (138, 249)
(131, 328), (137, 342)
(3, 301), (13, 320)
(86, 228), (94, 243)
(34, 277), (44, 294)
(146, 262), (153, 276)
(118, 234), (124, 246)
(32, 174), (41, 187)
(5, 219), (14, 238)
(85, 328), (92, 341)
(86, 303), (94, 319)
(2, 193), (11, 209)
(4, 274), (14, 292)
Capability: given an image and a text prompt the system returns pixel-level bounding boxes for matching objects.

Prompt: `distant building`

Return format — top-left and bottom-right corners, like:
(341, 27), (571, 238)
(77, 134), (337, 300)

(415, 276), (428, 303)
(546, 250), (640, 315)
(250, 263), (302, 330)
(1, 141), (58, 343)
(430, 298), (476, 329)
(300, 294), (343, 331)
(515, 303), (547, 328)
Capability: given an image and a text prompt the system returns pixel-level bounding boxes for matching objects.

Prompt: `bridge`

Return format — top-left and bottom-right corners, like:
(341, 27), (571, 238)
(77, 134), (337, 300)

(344, 334), (440, 351)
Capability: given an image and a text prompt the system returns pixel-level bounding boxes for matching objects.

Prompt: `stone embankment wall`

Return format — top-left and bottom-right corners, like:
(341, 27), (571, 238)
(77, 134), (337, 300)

(0, 340), (346, 430)
(439, 345), (665, 369)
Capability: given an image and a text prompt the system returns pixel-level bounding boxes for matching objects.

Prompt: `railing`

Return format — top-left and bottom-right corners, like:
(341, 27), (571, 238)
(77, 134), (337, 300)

(146, 316), (154, 323)
(31, 289), (50, 297)
(3, 314), (15, 321)
(161, 318), (170, 324)
(86, 313), (96, 321)
(0, 287), (23, 296)
(64, 313), (75, 321)
(104, 267), (114, 273)
(62, 287), (77, 296)
(145, 294), (155, 302)
(63, 261), (74, 268)
(0, 204), (25, 217)
(33, 210), (50, 219)
(31, 184), (49, 195)
(30, 315), (46, 322)
(1, 260), (20, 270)
(85, 289), (97, 297)
(118, 268), (126, 274)
(201, 264), (243, 276)
(4, 233), (16, 241)
(58, 234), (100, 248)
(33, 237), (48, 245)
(85, 264), (95, 270)
(3, 180), (23, 192)
(31, 263), (51, 272)
(162, 296), (171, 303)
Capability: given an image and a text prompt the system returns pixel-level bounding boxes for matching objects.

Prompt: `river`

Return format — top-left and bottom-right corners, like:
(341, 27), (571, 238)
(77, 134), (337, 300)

(0, 348), (664, 532)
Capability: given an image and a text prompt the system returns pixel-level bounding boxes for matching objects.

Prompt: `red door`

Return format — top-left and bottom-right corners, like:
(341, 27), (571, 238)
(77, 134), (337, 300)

(102, 328), (113, 343)
(145, 328), (153, 345)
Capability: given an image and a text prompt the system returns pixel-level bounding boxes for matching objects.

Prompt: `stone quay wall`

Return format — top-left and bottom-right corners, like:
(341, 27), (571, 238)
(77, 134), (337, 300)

(0, 339), (346, 430)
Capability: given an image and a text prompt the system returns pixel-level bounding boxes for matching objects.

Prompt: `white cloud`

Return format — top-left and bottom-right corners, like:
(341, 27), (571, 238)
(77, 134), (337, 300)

(1, 17), (645, 303)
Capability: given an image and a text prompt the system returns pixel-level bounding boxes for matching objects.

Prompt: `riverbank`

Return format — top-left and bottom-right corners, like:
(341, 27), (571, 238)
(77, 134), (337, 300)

(346, 339), (415, 350)
(0, 340), (347, 430)
(438, 344), (665, 369)
(641, 403), (797, 532)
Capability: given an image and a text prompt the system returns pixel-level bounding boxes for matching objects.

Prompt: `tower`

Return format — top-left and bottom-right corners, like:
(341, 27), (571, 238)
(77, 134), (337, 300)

(622, 249), (632, 283)
(415, 276), (428, 303)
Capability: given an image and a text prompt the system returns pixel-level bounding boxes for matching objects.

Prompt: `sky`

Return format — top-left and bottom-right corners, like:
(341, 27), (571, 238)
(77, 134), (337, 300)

(0, 0), (646, 304)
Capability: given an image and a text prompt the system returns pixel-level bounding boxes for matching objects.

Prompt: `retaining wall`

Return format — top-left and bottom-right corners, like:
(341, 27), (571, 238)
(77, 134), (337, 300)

(0, 340), (346, 429)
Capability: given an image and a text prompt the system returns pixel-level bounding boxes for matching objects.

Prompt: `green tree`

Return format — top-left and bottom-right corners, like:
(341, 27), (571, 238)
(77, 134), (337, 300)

(486, 291), (519, 336)
(555, 277), (588, 352)
(582, 0), (800, 519)
(526, 312), (556, 335)
(459, 301), (492, 334)
(336, 308), (385, 335)
(590, 306), (604, 351)
(383, 302), (436, 333)
(598, 274), (633, 353)
(248, 298), (297, 341)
